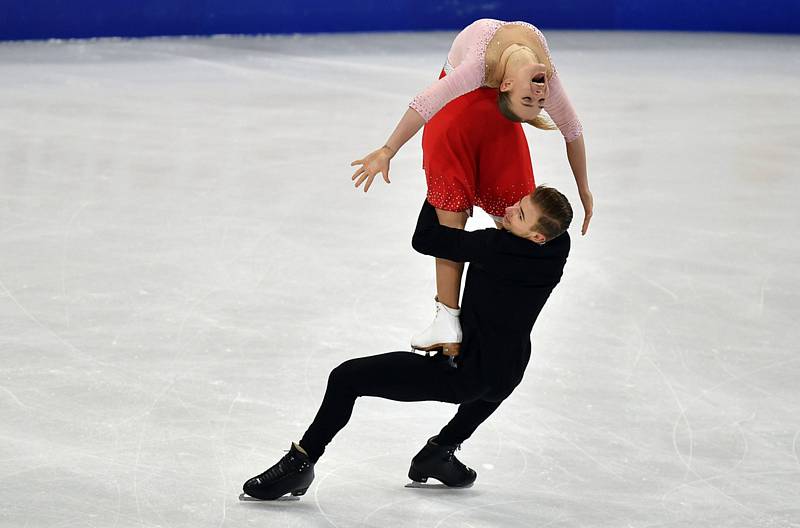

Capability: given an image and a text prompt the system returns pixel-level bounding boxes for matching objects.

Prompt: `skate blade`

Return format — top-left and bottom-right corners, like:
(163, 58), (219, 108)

(404, 481), (475, 490)
(238, 493), (300, 502)
(411, 343), (461, 357)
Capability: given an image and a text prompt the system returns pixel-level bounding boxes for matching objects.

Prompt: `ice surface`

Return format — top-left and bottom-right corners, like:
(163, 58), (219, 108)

(0, 29), (799, 527)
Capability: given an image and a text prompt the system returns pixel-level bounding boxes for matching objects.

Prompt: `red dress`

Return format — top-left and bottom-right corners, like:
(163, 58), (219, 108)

(421, 72), (535, 218)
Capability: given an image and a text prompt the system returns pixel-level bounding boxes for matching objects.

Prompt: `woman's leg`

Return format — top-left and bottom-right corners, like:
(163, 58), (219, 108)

(434, 208), (469, 308)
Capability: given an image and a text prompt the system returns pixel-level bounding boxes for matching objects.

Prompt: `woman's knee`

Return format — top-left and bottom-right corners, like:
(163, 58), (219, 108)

(435, 208), (468, 229)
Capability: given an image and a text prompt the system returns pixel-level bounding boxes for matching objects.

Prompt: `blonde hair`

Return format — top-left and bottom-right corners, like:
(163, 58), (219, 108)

(494, 43), (557, 132)
(526, 114), (558, 131)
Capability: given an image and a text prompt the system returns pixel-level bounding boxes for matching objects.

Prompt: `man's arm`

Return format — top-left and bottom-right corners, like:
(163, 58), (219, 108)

(411, 200), (495, 263)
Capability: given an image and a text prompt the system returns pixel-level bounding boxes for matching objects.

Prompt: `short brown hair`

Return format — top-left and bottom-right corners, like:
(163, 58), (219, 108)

(530, 185), (573, 240)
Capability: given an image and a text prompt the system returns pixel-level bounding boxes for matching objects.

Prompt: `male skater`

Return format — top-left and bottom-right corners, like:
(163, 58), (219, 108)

(242, 186), (572, 500)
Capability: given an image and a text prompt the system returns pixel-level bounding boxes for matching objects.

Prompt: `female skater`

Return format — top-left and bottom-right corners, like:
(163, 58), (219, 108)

(350, 18), (592, 354)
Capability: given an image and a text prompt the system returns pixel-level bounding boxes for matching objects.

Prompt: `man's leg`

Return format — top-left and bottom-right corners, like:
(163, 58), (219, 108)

(435, 399), (503, 446)
(406, 398), (502, 487)
(299, 351), (486, 463)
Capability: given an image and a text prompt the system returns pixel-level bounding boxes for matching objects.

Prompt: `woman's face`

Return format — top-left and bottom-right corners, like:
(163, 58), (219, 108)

(501, 55), (549, 121)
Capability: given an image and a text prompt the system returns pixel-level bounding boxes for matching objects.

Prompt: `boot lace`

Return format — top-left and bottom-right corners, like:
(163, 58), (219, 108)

(445, 443), (462, 460)
(262, 458), (287, 481)
(443, 443), (472, 473)
(259, 450), (310, 481)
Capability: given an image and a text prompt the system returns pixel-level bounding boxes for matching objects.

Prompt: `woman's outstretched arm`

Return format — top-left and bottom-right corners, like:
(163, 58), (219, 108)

(350, 54), (483, 193)
(350, 107), (425, 192)
(541, 72), (593, 236)
(564, 134), (593, 235)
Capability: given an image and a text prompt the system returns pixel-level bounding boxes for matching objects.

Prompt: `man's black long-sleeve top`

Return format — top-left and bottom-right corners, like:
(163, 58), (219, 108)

(412, 200), (570, 402)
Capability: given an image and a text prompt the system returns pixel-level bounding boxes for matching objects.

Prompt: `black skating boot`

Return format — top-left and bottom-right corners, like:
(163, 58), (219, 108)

(408, 435), (477, 487)
(242, 442), (315, 500)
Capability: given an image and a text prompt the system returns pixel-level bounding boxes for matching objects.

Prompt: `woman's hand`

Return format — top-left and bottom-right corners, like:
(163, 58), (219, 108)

(579, 188), (593, 235)
(350, 146), (393, 193)
(563, 135), (591, 235)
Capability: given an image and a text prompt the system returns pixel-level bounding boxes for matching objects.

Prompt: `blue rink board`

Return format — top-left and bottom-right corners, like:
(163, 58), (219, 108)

(1, 0), (798, 41)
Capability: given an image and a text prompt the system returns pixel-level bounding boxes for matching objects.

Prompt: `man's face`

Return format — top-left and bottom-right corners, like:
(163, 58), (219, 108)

(501, 194), (547, 244)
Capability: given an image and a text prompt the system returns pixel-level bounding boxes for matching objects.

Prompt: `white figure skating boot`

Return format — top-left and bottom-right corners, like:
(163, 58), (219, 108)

(411, 297), (462, 359)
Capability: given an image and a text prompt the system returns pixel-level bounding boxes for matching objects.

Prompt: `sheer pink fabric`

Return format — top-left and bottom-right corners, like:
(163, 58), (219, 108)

(409, 19), (583, 143)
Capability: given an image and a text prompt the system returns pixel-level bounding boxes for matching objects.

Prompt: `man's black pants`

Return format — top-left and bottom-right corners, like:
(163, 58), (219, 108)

(299, 351), (502, 463)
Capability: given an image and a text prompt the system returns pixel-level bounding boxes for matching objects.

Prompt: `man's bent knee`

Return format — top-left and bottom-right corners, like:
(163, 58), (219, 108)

(327, 358), (361, 388)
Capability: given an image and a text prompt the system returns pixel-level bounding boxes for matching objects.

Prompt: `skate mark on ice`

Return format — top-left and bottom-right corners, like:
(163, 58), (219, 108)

(655, 355), (800, 498)
(532, 405), (651, 454)
(660, 412), (755, 505)
(661, 469), (796, 508)
(0, 219), (28, 238)
(756, 275), (769, 317)
(110, 478), (122, 528)
(535, 415), (623, 480)
(511, 438), (529, 478)
(539, 514), (573, 528)
(255, 50), (427, 77)
(646, 348), (799, 513)
(431, 498), (540, 528)
(631, 270), (679, 302)
(699, 357), (800, 400)
(313, 451), (403, 528)
(176, 287), (222, 347)
(131, 371), (184, 526)
(361, 496), (419, 526)
(659, 379), (755, 514)
(216, 392), (240, 528)
(148, 49), (406, 101)
(0, 276), (107, 370)
(645, 356), (695, 478)
(60, 201), (90, 327)
(710, 347), (772, 398)
(793, 429), (800, 468)
(0, 385), (30, 409)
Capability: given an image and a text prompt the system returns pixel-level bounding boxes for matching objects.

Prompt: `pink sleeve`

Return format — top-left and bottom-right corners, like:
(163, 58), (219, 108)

(544, 72), (583, 143)
(519, 22), (583, 142)
(408, 59), (484, 122)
